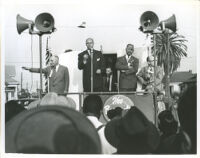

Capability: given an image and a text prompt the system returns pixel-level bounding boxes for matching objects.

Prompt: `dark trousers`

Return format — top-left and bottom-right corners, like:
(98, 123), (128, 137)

(84, 87), (103, 92)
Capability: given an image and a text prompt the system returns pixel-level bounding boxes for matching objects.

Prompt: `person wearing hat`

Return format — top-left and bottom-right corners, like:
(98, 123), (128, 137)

(104, 106), (160, 154)
(83, 94), (117, 154)
(177, 86), (197, 154)
(5, 106), (102, 154)
(5, 100), (26, 122)
(137, 55), (164, 94)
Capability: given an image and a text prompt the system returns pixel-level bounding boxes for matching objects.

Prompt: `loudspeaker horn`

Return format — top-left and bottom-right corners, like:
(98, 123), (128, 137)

(16, 14), (34, 34)
(160, 14), (176, 32)
(35, 13), (55, 33)
(140, 11), (159, 33)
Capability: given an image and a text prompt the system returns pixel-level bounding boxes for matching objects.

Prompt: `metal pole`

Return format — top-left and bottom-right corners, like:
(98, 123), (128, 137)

(166, 31), (171, 110)
(21, 72), (23, 91)
(153, 34), (158, 127)
(39, 35), (43, 99)
(153, 34), (157, 92)
(91, 51), (93, 92)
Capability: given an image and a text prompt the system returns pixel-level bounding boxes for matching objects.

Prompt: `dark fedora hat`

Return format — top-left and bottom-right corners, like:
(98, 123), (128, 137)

(6, 106), (101, 154)
(105, 106), (160, 154)
(158, 110), (178, 134)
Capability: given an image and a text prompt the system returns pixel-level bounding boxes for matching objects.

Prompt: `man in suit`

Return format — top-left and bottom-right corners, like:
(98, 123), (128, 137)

(137, 55), (164, 94)
(22, 55), (69, 95)
(78, 38), (106, 92)
(115, 44), (139, 92)
(103, 60), (117, 92)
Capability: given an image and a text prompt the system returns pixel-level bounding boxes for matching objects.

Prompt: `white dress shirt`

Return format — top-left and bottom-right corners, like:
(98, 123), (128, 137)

(49, 64), (59, 77)
(87, 116), (117, 154)
(126, 55), (133, 66)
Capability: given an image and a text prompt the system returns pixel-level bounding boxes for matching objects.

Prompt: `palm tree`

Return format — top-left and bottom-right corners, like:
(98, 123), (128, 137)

(151, 31), (187, 108)
(152, 32), (187, 74)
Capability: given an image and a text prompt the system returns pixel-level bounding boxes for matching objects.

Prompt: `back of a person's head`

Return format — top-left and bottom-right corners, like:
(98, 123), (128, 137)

(39, 92), (58, 106)
(178, 85), (196, 153)
(83, 95), (103, 119)
(5, 100), (25, 122)
(39, 93), (77, 110)
(57, 96), (76, 110)
(107, 107), (123, 120)
(6, 106), (102, 154)
(158, 110), (178, 135)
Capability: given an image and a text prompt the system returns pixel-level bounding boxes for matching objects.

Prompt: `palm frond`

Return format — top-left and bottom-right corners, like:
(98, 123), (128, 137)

(152, 32), (187, 74)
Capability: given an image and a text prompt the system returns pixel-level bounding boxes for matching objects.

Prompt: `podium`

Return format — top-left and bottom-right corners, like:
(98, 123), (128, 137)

(66, 91), (157, 125)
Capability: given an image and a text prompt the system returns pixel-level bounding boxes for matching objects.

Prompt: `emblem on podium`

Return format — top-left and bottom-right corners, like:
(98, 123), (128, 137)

(103, 95), (134, 121)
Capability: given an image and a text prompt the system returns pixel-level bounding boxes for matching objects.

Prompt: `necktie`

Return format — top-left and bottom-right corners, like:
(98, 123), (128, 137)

(51, 67), (56, 78)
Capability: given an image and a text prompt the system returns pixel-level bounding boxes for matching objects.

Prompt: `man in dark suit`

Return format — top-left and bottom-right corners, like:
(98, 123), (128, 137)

(22, 55), (69, 95)
(78, 38), (106, 92)
(115, 44), (139, 91)
(103, 58), (117, 92)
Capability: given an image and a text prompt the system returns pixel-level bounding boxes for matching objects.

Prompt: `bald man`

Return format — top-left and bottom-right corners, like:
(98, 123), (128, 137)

(78, 38), (106, 92)
(22, 55), (69, 95)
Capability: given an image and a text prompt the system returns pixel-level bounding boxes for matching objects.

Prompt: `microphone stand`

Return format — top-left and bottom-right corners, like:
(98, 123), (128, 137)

(90, 50), (93, 92)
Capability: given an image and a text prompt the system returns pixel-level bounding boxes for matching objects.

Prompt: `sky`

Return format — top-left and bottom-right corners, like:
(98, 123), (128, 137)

(1, 0), (199, 92)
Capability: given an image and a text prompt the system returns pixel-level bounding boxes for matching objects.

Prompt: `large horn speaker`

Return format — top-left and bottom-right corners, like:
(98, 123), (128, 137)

(35, 13), (54, 33)
(140, 11), (159, 33)
(160, 14), (176, 32)
(16, 14), (34, 34)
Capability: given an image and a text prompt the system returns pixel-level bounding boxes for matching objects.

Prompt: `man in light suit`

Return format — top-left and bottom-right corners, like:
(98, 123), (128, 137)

(22, 55), (69, 95)
(78, 38), (106, 92)
(137, 56), (164, 94)
(115, 44), (139, 92)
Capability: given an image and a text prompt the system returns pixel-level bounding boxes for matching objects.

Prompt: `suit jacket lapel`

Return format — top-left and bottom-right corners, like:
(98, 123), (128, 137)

(54, 65), (61, 81)
(129, 56), (135, 64)
(123, 55), (128, 65)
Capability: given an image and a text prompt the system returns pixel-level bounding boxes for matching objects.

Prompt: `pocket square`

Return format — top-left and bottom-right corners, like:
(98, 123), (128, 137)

(97, 58), (100, 61)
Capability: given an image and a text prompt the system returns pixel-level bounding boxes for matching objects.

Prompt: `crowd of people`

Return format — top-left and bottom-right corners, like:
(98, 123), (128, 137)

(5, 84), (196, 154)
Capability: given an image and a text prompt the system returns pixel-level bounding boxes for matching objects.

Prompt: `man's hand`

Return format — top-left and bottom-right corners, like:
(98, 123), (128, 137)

(96, 69), (101, 74)
(22, 67), (30, 71)
(83, 54), (89, 59)
(83, 54), (89, 64)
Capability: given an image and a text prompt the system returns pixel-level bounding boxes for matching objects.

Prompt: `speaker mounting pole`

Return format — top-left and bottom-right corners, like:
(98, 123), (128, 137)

(39, 34), (43, 98)
(16, 13), (55, 99)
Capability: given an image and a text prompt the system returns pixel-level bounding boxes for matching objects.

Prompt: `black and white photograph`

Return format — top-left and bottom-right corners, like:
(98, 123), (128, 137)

(1, 0), (199, 157)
